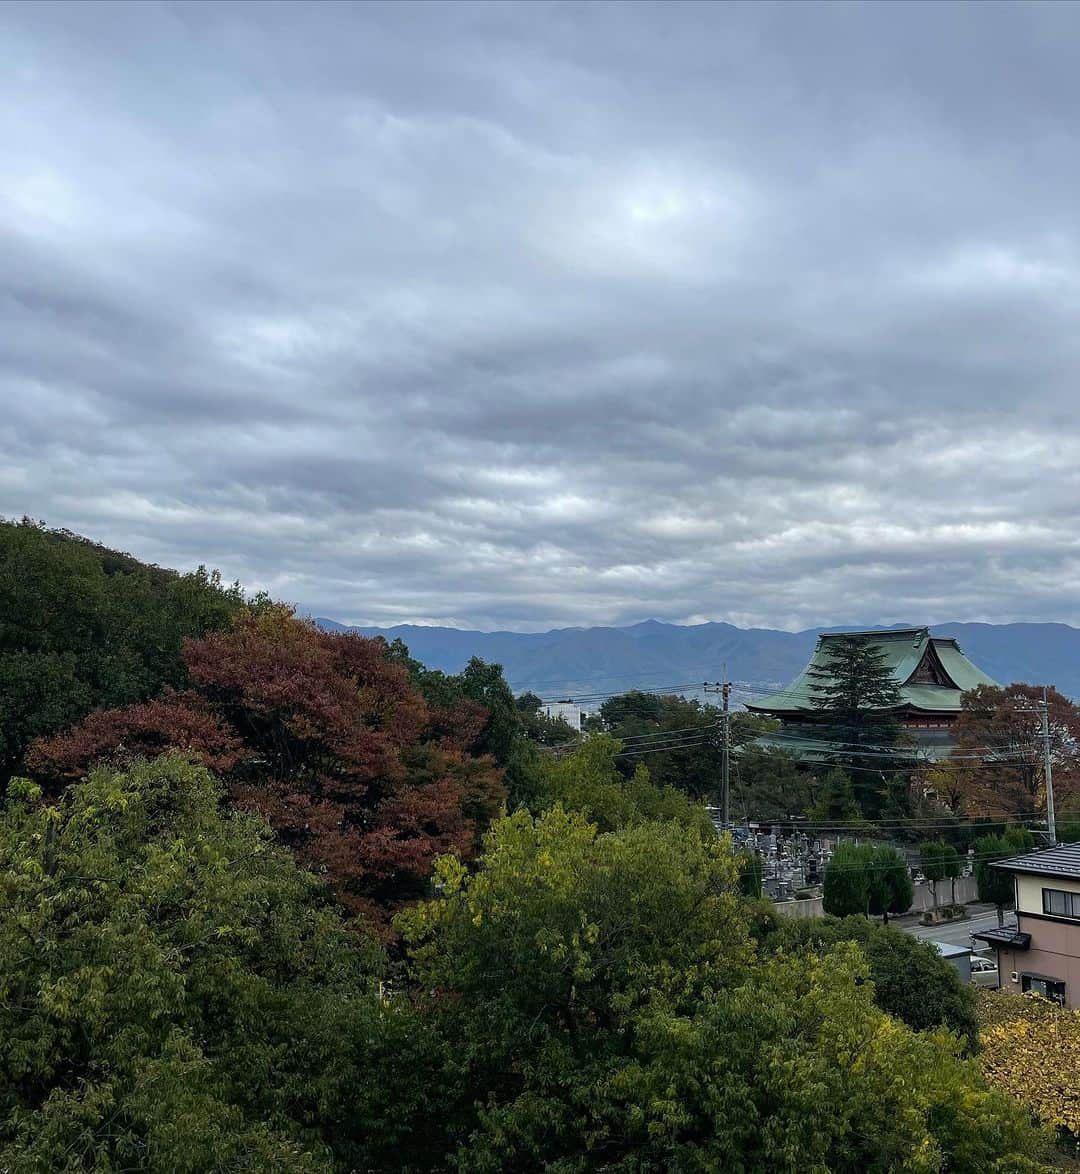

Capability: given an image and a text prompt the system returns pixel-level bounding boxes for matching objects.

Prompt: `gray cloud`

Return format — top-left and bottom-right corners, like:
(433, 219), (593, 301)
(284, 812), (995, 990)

(4, 0), (1080, 631)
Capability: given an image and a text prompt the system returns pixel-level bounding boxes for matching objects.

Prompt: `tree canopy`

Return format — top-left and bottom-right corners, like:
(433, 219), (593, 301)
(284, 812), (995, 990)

(0, 755), (1050, 1171)
(757, 912), (981, 1051)
(979, 989), (1080, 1141)
(532, 733), (715, 835)
(0, 756), (382, 1172)
(0, 518), (244, 782)
(28, 607), (506, 930)
(823, 842), (912, 922)
(954, 683), (1080, 818)
(732, 743), (814, 823)
(974, 827), (1035, 925)
(386, 808), (1045, 1172)
(921, 839), (962, 908)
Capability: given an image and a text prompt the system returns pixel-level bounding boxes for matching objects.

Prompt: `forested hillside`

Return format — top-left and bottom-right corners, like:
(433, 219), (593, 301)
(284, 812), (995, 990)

(0, 518), (244, 782)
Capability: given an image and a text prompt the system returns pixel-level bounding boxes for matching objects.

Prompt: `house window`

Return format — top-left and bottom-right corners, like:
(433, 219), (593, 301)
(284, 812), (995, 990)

(1021, 974), (1067, 1004)
(1042, 888), (1080, 919)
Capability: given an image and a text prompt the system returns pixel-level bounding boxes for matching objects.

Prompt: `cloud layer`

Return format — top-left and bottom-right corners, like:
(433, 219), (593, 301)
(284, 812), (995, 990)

(4, 1), (1080, 630)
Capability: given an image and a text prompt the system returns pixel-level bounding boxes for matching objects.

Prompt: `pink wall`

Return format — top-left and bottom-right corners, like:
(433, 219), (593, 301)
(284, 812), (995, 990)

(996, 916), (1080, 1008)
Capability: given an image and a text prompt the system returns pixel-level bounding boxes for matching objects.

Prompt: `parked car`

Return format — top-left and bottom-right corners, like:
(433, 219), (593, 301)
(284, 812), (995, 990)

(969, 955), (999, 988)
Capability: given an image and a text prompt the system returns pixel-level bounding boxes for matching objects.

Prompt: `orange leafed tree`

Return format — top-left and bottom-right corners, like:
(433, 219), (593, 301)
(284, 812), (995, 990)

(951, 683), (1080, 818)
(29, 606), (506, 931)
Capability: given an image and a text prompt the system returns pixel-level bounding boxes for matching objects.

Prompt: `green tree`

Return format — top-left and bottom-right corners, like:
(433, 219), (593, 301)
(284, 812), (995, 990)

(737, 848), (764, 898)
(809, 766), (862, 824)
(390, 809), (1045, 1172)
(0, 755), (383, 1171)
(822, 842), (872, 917)
(808, 635), (910, 818)
(597, 691), (724, 800)
(0, 519), (243, 782)
(867, 845), (914, 924)
(921, 839), (948, 909)
(1059, 798), (1080, 843)
(942, 841), (963, 905)
(515, 691), (579, 746)
(731, 744), (813, 822)
(756, 913), (980, 1051)
(534, 734), (714, 836)
(974, 827), (1034, 926)
(823, 843), (911, 922)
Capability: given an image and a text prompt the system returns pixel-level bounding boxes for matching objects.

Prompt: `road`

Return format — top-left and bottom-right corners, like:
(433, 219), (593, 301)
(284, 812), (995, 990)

(900, 906), (1016, 950)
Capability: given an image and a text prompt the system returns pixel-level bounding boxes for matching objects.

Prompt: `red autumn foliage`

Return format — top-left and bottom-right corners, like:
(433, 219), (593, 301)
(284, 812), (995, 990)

(26, 690), (244, 783)
(953, 683), (1080, 817)
(28, 605), (506, 932)
(425, 697), (490, 756)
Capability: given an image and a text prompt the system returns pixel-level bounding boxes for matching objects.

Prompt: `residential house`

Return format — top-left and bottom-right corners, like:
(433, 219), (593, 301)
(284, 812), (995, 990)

(973, 843), (1080, 1006)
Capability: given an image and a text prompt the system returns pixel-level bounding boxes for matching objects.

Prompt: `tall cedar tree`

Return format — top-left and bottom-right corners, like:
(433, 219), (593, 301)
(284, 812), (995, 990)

(808, 635), (908, 818)
(953, 682), (1080, 818)
(27, 606), (506, 932)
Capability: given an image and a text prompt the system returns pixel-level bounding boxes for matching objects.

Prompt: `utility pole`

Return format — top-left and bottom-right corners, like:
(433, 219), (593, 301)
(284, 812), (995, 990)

(721, 678), (731, 827)
(1042, 687), (1057, 846)
(704, 676), (732, 828)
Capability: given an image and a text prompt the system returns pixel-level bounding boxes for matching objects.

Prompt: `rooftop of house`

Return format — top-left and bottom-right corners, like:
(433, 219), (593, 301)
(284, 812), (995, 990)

(993, 842), (1080, 879)
(746, 626), (999, 717)
(929, 941), (972, 959)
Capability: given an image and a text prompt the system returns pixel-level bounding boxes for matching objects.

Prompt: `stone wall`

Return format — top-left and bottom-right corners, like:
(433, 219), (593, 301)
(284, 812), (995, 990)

(774, 876), (979, 920)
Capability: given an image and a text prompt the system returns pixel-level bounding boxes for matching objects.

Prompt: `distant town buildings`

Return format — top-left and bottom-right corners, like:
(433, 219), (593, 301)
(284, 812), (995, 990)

(746, 627), (999, 759)
(543, 701), (584, 731)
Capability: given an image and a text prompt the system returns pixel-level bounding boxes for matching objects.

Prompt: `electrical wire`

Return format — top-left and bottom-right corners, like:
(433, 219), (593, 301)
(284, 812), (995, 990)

(535, 681), (721, 705)
(807, 847), (1048, 875)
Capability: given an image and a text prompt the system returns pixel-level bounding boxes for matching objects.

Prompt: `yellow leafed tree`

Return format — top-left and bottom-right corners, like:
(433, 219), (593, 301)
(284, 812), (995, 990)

(978, 989), (1080, 1137)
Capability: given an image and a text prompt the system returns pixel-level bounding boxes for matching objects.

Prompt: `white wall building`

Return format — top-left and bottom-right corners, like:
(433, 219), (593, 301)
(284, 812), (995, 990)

(543, 701), (583, 731)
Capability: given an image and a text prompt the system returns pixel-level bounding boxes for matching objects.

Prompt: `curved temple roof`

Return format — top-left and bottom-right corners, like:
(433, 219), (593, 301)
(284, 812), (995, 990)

(746, 627), (999, 717)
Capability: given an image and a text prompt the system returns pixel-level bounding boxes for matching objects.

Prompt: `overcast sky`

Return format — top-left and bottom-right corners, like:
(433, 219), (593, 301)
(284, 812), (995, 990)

(4, 1), (1080, 632)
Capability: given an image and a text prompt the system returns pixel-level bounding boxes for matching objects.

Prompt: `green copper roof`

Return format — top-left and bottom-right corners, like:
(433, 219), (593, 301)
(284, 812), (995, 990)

(746, 627), (998, 716)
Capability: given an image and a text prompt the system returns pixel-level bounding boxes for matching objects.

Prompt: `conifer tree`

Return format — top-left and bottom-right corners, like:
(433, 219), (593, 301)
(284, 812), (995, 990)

(808, 635), (911, 817)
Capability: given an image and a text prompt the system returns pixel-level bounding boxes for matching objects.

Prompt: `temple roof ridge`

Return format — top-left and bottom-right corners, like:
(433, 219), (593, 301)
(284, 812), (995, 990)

(747, 624), (998, 717)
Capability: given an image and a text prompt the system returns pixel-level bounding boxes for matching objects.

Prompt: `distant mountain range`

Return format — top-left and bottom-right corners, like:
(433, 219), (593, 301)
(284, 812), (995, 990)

(314, 618), (1080, 703)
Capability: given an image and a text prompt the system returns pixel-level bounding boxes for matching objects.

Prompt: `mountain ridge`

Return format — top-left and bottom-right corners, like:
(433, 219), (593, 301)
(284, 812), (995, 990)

(313, 618), (1080, 700)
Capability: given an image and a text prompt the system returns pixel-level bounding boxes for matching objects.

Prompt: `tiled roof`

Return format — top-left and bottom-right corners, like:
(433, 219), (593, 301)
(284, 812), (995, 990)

(746, 627), (999, 716)
(993, 843), (1080, 879)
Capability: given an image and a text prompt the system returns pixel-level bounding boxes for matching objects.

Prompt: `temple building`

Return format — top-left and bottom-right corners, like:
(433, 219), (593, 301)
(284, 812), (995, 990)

(746, 627), (999, 759)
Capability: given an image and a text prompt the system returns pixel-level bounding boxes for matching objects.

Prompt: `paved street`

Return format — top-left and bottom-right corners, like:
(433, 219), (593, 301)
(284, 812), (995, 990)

(900, 906), (1016, 950)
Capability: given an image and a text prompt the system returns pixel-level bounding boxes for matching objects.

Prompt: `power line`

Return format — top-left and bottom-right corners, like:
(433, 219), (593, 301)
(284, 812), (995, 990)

(755, 732), (1035, 760)
(610, 722), (722, 744)
(615, 737), (717, 760)
(729, 810), (1049, 831)
(536, 681), (721, 705)
(792, 816), (1047, 832)
(815, 847), (1044, 875)
(512, 665), (729, 695)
